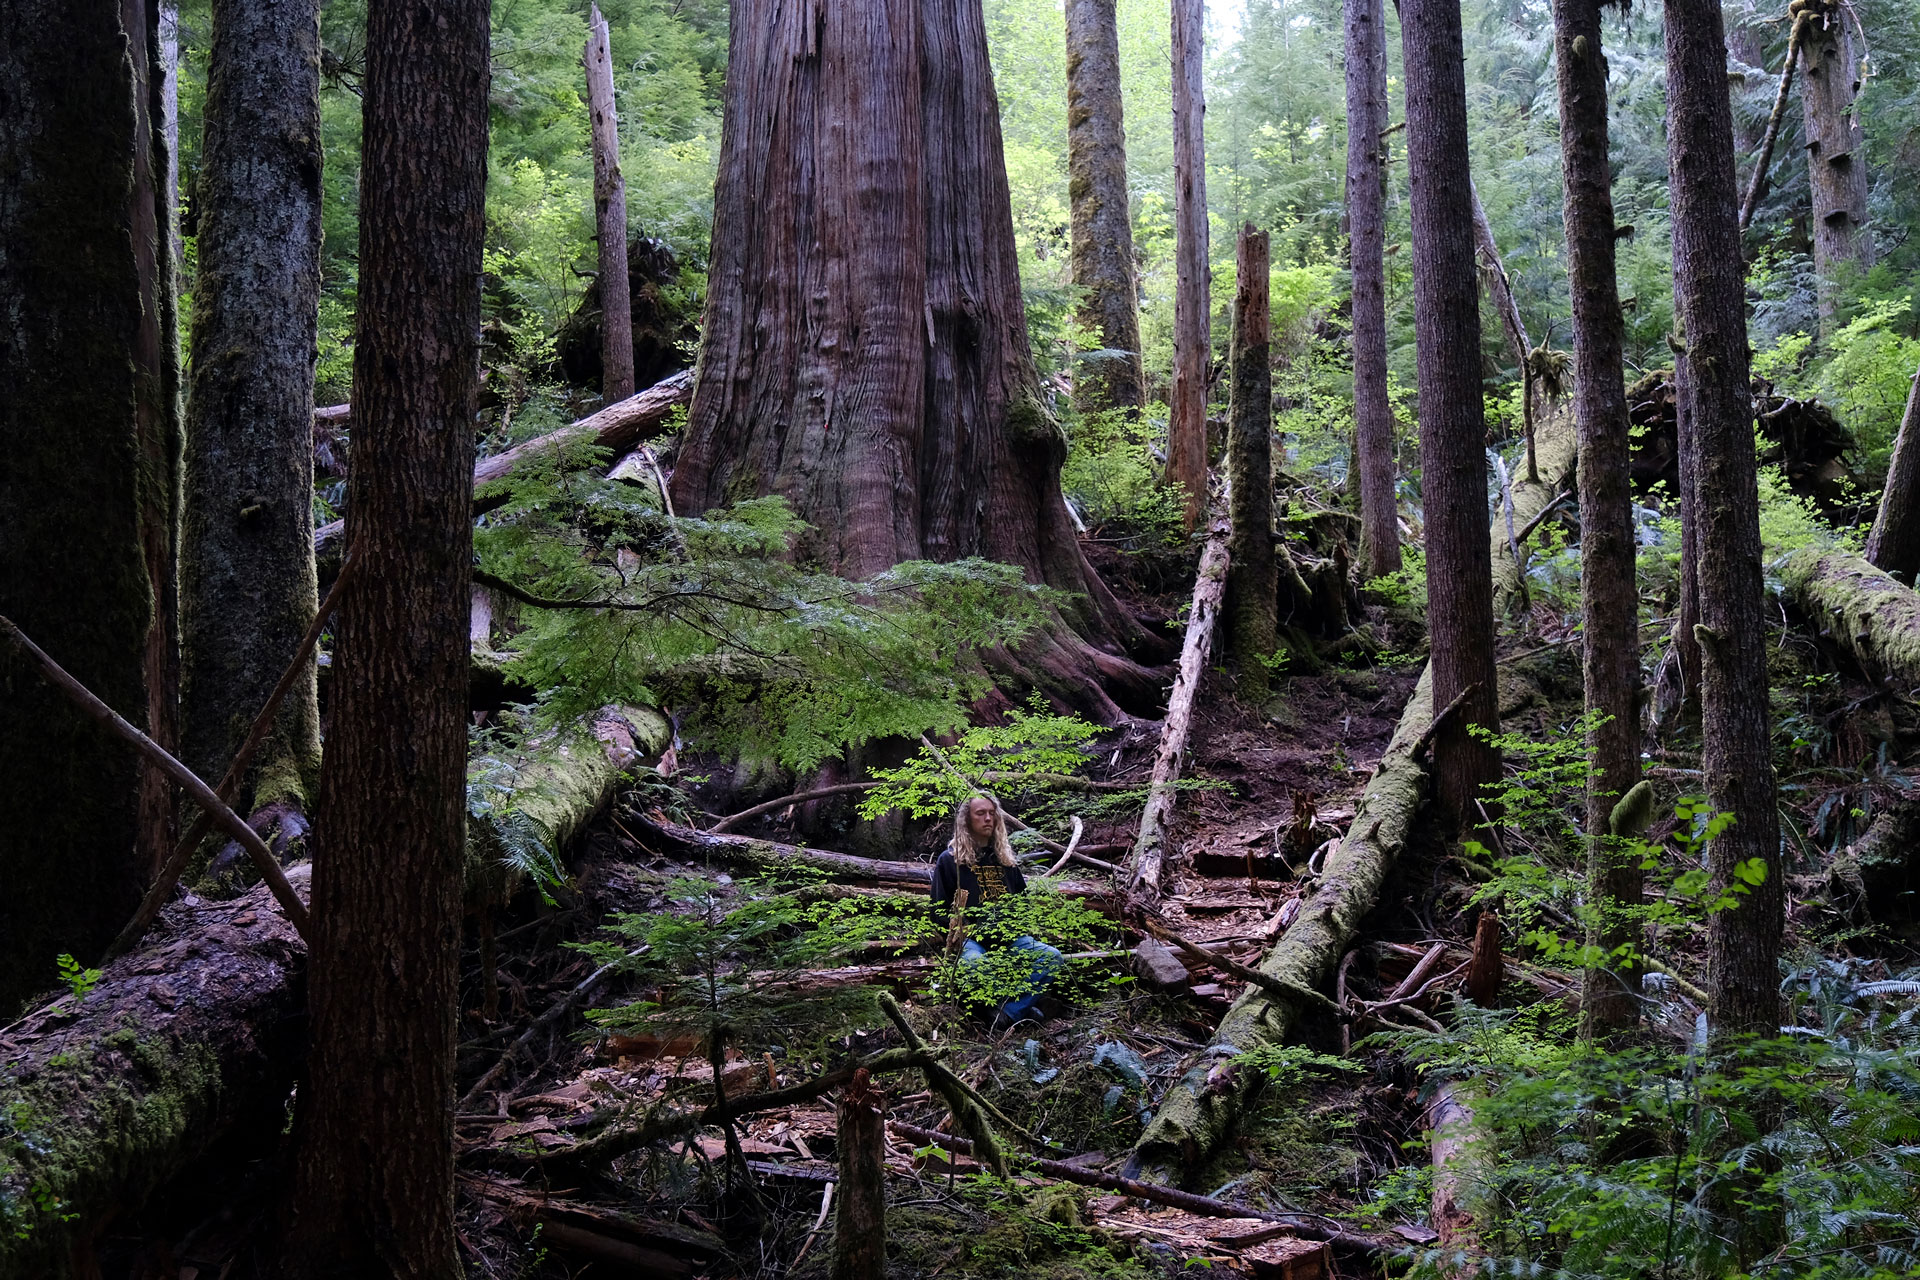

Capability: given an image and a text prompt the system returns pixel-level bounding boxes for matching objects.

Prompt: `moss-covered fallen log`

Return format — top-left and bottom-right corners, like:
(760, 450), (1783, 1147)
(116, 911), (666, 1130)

(0, 870), (310, 1278)
(1128, 669), (1436, 1171)
(1491, 410), (1577, 616)
(1778, 546), (1920, 689)
(466, 705), (670, 908)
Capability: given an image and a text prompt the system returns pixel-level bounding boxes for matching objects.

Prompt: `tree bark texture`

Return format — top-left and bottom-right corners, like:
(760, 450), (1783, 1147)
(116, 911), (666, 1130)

(1345, 0), (1401, 580)
(1401, 0), (1501, 828)
(0, 0), (181, 1015)
(0, 870), (310, 1279)
(1865, 357), (1920, 580)
(181, 0), (324, 817)
(1469, 177), (1529, 373)
(1800, 2), (1871, 330)
(1665, 0), (1784, 1040)
(1167, 0), (1212, 531)
(584, 2), (635, 404)
(280, 0), (489, 1274)
(830, 1070), (888, 1280)
(1672, 346), (1704, 699)
(669, 0), (1152, 693)
(1225, 225), (1277, 695)
(1066, 0), (1146, 416)
(1554, 0), (1642, 1035)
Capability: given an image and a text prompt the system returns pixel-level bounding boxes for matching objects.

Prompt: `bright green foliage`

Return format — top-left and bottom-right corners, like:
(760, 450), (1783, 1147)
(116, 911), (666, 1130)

(859, 699), (1105, 820)
(51, 957), (99, 1005)
(474, 446), (1051, 771)
(927, 889), (1123, 1017)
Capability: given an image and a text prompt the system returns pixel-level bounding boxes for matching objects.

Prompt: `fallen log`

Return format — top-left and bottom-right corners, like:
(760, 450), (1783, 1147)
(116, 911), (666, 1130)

(466, 705), (670, 908)
(1130, 519), (1231, 896)
(314, 369), (693, 553)
(1128, 667), (1436, 1171)
(1779, 546), (1920, 689)
(1491, 410), (1576, 616)
(0, 870), (309, 1278)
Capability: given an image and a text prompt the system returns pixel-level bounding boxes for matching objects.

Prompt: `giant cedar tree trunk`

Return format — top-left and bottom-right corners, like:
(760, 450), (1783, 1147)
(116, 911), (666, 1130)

(279, 0), (489, 1274)
(1225, 224), (1277, 695)
(1401, 0), (1501, 825)
(670, 0), (1155, 709)
(1345, 0), (1401, 580)
(1166, 0), (1212, 530)
(180, 0), (324, 816)
(1066, 0), (1146, 416)
(0, 0), (180, 1014)
(1554, 0), (1641, 1034)
(1666, 0), (1784, 1040)
(1865, 357), (1920, 581)
(1800, 5), (1871, 332)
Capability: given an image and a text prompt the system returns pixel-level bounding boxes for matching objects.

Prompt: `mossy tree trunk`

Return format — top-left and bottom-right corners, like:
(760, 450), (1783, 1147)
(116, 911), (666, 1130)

(280, 0), (489, 1273)
(0, 0), (181, 1015)
(1554, 0), (1642, 1035)
(1344, 0), (1401, 580)
(1065, 0), (1145, 416)
(1402, 0), (1501, 827)
(180, 0), (324, 818)
(1667, 0), (1784, 1042)
(1225, 224), (1277, 695)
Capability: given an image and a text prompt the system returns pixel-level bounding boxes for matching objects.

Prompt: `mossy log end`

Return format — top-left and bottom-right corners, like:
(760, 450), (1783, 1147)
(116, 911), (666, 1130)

(0, 870), (310, 1279)
(1779, 547), (1920, 689)
(466, 705), (670, 908)
(1129, 668), (1436, 1171)
(1491, 410), (1577, 616)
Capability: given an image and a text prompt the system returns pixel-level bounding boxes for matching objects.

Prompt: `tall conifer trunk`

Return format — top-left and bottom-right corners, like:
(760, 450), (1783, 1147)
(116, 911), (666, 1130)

(1225, 224), (1277, 694)
(1345, 0), (1401, 579)
(280, 0), (489, 1273)
(585, 2), (635, 403)
(1401, 0), (1501, 825)
(1066, 0), (1146, 416)
(1554, 0), (1640, 1034)
(1800, 5), (1871, 331)
(1665, 0), (1784, 1040)
(180, 0), (324, 817)
(1167, 0), (1211, 529)
(670, 0), (1157, 709)
(0, 0), (180, 1012)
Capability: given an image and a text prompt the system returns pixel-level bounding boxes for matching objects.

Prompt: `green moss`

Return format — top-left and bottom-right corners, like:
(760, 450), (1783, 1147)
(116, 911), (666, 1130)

(1005, 387), (1065, 450)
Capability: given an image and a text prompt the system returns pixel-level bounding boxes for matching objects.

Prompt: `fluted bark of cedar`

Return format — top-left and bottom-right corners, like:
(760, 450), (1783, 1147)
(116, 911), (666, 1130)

(1167, 0), (1211, 530)
(670, 0), (1150, 673)
(1665, 0), (1784, 1040)
(1555, 0), (1641, 1035)
(585, 2), (635, 403)
(0, 0), (179, 1013)
(1345, 0), (1401, 580)
(1401, 0), (1501, 826)
(280, 0), (488, 1274)
(1800, 5), (1871, 332)
(1225, 225), (1277, 695)
(181, 0), (323, 816)
(1066, 0), (1146, 416)
(1866, 359), (1920, 581)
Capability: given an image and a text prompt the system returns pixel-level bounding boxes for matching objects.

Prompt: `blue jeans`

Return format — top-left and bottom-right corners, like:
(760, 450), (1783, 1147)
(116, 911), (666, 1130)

(960, 935), (1063, 1021)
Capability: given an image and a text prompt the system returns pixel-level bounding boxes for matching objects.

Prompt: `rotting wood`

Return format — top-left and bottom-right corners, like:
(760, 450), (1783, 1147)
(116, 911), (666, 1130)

(1779, 547), (1920, 689)
(1130, 519), (1232, 897)
(878, 993), (1010, 1178)
(831, 1068), (887, 1280)
(313, 369), (693, 553)
(1428, 1080), (1481, 1260)
(1491, 409), (1578, 616)
(106, 554), (359, 961)
(885, 1122), (1380, 1254)
(0, 870), (310, 1276)
(0, 614), (310, 940)
(1465, 910), (1504, 1006)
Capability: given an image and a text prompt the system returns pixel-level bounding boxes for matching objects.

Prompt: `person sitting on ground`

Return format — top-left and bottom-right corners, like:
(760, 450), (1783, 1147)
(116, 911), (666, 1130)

(931, 793), (1062, 1024)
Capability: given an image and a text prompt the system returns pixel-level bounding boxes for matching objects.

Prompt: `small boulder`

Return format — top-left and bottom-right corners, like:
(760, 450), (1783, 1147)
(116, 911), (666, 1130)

(1132, 939), (1189, 993)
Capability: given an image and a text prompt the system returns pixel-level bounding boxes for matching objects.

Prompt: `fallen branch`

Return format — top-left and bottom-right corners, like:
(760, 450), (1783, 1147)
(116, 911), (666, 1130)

(315, 369), (694, 552)
(885, 1122), (1379, 1253)
(1739, 12), (1813, 232)
(0, 615), (310, 940)
(1138, 920), (1344, 1018)
(878, 992), (1010, 1177)
(105, 554), (359, 961)
(1130, 518), (1232, 896)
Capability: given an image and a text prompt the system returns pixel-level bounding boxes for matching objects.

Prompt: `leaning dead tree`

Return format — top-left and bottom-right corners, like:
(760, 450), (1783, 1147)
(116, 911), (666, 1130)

(1166, 0), (1212, 530)
(1738, 5), (1813, 231)
(583, 2), (635, 403)
(1128, 521), (1231, 899)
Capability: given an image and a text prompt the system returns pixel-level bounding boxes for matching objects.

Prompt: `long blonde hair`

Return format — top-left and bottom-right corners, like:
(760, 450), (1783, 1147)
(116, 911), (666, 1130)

(950, 793), (1017, 868)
